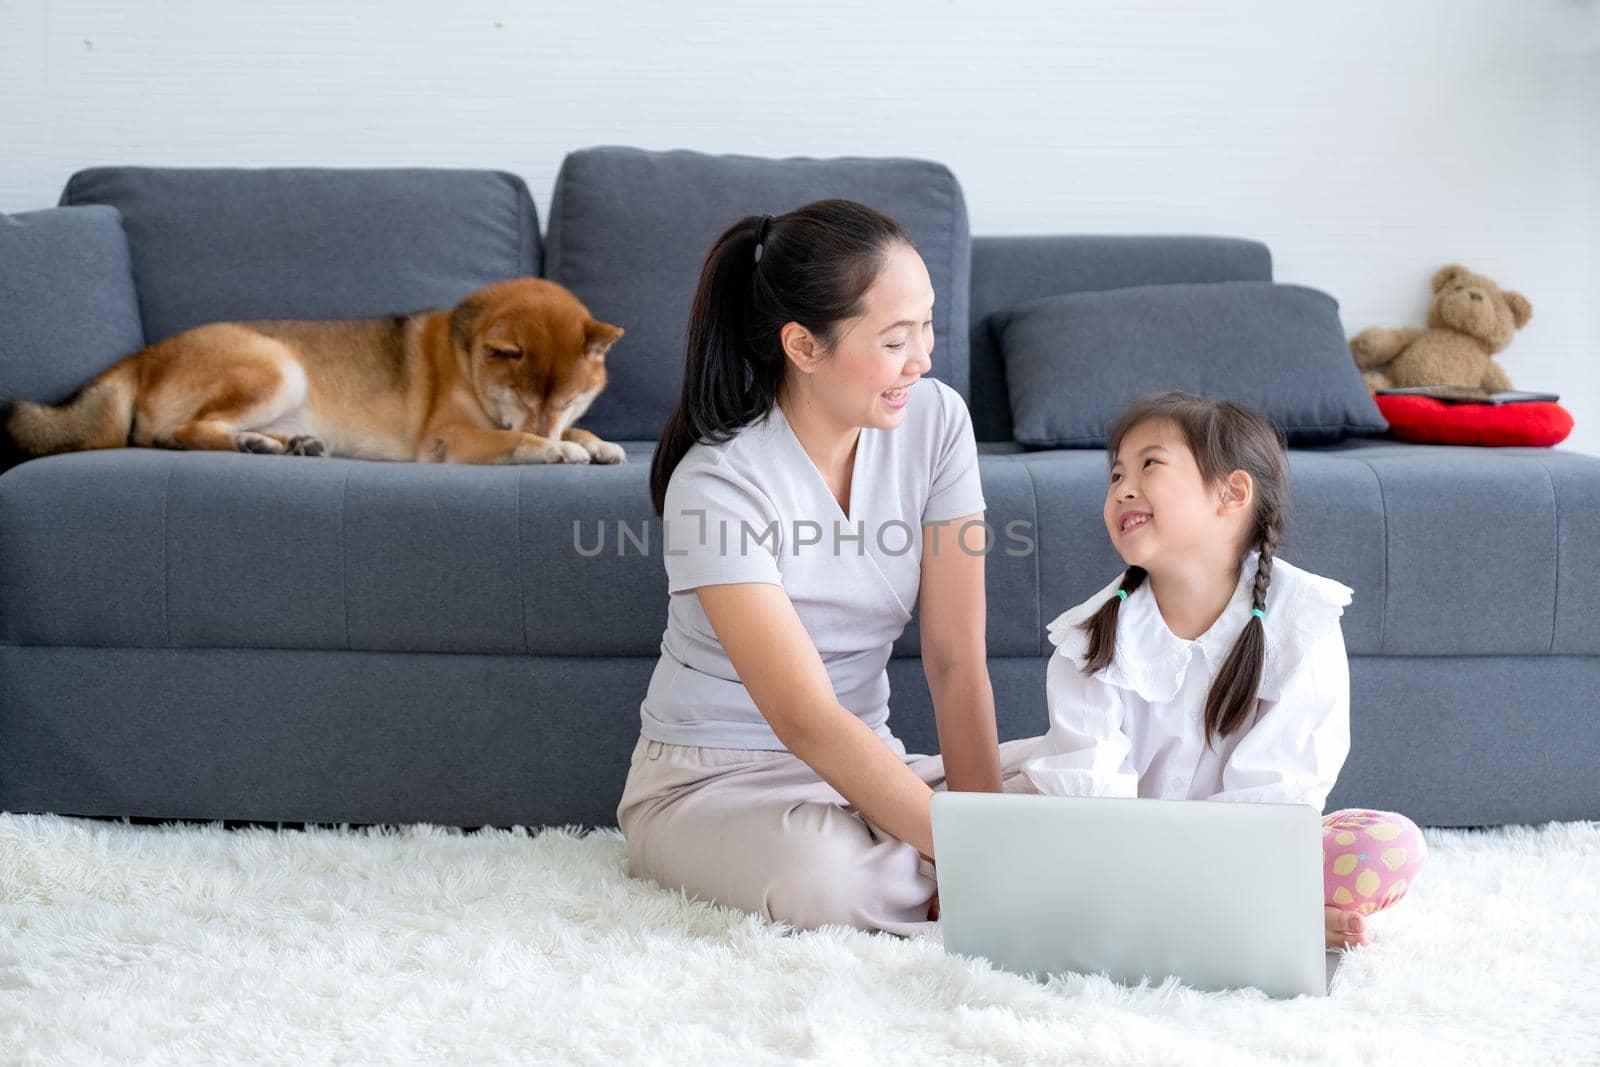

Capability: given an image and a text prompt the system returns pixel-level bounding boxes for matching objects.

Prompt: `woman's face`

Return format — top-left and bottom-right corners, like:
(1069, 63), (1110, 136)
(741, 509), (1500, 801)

(783, 241), (936, 431)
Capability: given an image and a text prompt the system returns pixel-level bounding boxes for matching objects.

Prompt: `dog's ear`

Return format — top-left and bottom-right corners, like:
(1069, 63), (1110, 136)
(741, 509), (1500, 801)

(584, 320), (625, 362)
(450, 294), (491, 353)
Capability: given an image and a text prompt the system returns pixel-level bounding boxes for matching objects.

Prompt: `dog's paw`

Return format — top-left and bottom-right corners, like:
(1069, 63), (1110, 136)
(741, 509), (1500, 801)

(513, 437), (589, 464)
(586, 439), (627, 464)
(285, 435), (327, 457)
(234, 432), (286, 454)
(512, 439), (561, 463)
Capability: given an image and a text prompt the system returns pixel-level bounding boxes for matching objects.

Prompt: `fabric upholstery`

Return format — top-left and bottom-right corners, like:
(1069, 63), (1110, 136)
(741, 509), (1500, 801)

(4, 441), (1594, 660)
(0, 205), (144, 406)
(990, 281), (1388, 447)
(967, 236), (1273, 442)
(1, 646), (1593, 829)
(61, 167), (539, 341)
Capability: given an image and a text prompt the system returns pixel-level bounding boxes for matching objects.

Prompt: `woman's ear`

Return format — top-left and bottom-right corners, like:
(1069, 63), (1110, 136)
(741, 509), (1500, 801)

(779, 321), (826, 375)
(1219, 470), (1254, 515)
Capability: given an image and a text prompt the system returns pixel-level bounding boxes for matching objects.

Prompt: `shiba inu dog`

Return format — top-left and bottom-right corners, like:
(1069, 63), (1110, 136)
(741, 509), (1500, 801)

(3, 277), (626, 465)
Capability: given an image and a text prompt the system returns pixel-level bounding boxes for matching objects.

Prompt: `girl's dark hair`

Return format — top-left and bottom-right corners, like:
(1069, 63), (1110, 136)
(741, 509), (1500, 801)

(1079, 390), (1291, 745)
(649, 199), (913, 515)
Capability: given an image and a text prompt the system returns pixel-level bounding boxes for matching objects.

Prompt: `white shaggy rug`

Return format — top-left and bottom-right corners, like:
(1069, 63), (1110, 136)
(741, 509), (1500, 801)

(2, 815), (1597, 1066)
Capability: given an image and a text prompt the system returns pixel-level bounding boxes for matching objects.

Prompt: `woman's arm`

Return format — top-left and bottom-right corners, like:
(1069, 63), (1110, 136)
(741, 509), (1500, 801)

(918, 512), (1002, 793)
(696, 581), (942, 859)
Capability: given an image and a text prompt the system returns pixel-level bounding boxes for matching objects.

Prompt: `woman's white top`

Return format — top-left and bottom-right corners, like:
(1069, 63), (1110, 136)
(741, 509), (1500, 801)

(1023, 553), (1355, 811)
(640, 377), (986, 750)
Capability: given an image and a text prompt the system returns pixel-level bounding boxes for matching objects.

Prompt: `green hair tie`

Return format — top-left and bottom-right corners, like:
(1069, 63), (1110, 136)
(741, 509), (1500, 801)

(1251, 608), (1265, 619)
(1116, 589), (1129, 601)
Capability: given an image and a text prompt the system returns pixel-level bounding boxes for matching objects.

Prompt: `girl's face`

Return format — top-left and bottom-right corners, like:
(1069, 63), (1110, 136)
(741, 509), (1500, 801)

(1104, 418), (1239, 570)
(783, 241), (935, 431)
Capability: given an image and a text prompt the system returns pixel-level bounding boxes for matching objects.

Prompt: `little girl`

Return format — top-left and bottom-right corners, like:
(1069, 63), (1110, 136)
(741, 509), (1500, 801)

(1021, 390), (1427, 950)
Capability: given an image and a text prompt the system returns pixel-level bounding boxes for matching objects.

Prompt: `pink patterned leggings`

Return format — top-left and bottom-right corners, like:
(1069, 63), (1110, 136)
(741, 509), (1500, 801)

(1322, 808), (1427, 914)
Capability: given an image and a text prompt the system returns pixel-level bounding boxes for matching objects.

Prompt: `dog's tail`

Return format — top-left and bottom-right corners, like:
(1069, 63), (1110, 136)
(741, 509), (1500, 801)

(4, 356), (141, 458)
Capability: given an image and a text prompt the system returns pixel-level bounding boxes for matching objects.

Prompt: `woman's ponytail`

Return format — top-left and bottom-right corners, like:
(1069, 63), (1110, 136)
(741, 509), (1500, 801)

(650, 215), (775, 514)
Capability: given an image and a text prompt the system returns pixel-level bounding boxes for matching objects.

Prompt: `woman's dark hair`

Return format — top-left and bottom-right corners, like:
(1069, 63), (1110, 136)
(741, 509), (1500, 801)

(649, 199), (913, 515)
(1079, 390), (1291, 745)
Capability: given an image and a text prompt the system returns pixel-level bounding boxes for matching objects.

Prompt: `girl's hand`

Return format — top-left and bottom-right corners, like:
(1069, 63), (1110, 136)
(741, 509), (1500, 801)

(1325, 905), (1371, 950)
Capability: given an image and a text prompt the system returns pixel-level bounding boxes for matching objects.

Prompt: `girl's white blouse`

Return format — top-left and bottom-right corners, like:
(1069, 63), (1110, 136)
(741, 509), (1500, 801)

(1023, 553), (1355, 811)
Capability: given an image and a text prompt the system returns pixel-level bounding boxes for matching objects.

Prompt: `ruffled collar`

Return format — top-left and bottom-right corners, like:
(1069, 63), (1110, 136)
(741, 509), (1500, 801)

(1045, 552), (1354, 703)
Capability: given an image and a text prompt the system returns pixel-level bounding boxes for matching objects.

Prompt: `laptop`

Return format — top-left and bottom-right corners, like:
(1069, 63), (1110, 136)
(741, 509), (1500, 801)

(930, 791), (1335, 998)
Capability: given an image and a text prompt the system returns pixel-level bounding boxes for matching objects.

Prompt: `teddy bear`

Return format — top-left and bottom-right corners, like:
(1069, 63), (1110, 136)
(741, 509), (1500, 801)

(1350, 264), (1532, 392)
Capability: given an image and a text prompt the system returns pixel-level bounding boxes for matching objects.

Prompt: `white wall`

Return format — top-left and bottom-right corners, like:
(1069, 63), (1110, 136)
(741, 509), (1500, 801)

(3, 0), (1597, 453)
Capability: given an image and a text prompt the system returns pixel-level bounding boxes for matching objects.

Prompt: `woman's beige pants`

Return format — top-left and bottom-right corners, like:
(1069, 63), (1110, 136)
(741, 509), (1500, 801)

(616, 733), (1042, 938)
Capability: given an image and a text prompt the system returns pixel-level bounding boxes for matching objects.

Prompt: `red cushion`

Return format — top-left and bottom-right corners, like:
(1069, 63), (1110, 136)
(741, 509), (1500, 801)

(1374, 395), (1574, 447)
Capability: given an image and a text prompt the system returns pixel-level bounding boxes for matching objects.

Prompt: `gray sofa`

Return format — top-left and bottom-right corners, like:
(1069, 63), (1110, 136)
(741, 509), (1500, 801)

(1, 147), (1595, 832)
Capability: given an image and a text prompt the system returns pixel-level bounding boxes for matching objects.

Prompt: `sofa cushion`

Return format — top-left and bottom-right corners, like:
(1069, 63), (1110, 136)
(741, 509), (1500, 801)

(0, 450), (649, 656)
(991, 281), (1388, 447)
(967, 236), (1274, 442)
(0, 447), (1040, 658)
(0, 205), (144, 406)
(544, 146), (972, 441)
(3, 440), (1593, 661)
(60, 167), (540, 341)
(1302, 438), (1600, 657)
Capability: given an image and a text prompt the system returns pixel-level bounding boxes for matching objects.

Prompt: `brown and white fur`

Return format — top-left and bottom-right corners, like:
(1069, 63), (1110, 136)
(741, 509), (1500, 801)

(4, 277), (626, 465)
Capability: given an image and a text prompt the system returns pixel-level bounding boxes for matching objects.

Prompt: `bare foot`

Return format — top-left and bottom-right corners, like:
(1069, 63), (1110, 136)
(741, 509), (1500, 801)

(1325, 905), (1371, 950)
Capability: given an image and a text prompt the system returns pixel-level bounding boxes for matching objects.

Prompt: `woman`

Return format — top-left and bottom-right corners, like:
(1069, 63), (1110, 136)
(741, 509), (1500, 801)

(617, 199), (1036, 936)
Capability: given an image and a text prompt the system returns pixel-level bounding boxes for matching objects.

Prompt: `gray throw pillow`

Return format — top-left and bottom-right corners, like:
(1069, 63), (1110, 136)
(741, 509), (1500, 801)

(61, 167), (539, 343)
(989, 281), (1388, 447)
(0, 205), (145, 406)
